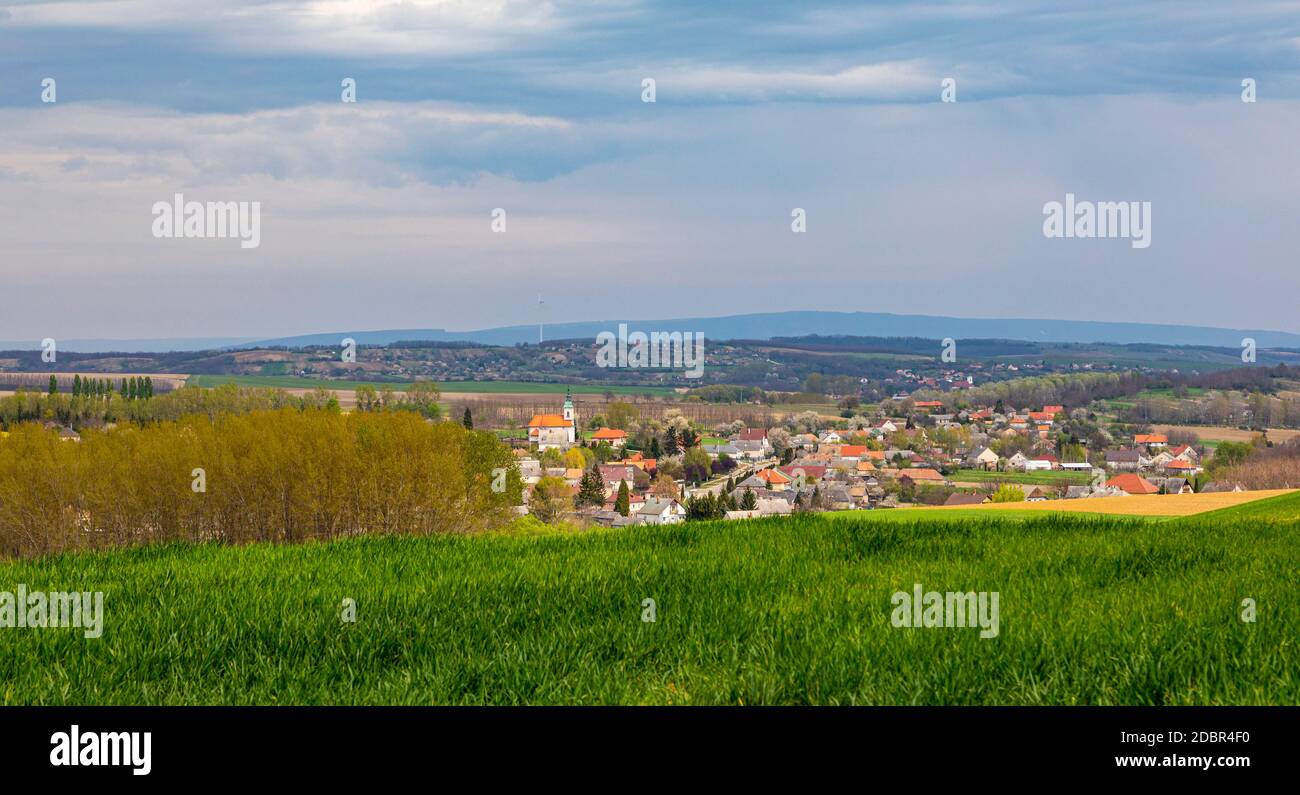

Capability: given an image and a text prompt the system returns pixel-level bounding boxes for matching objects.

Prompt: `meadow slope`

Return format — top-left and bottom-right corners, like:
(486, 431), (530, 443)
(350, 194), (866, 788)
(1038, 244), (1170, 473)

(1, 493), (1297, 705)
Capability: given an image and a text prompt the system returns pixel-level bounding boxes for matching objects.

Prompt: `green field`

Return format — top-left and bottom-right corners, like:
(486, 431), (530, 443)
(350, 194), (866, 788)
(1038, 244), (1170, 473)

(2, 492), (1296, 705)
(187, 374), (676, 396)
(950, 468), (1092, 485)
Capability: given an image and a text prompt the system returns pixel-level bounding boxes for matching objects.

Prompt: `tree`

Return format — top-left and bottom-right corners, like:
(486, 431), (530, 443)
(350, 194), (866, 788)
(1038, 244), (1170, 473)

(650, 472), (678, 497)
(72, 374), (81, 398)
(562, 447), (587, 470)
(682, 446), (711, 484)
(577, 467), (605, 507)
(990, 484), (1026, 503)
(739, 487), (757, 511)
(48, 375), (57, 396)
(407, 380), (442, 418)
(462, 407), (473, 429)
(615, 481), (631, 516)
(663, 426), (678, 454)
(120, 379), (128, 399)
(606, 401), (638, 430)
(530, 476), (572, 523)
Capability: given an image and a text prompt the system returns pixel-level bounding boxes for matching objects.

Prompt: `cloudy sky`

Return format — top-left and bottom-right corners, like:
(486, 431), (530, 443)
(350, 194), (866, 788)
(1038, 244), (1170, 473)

(2, 0), (1299, 341)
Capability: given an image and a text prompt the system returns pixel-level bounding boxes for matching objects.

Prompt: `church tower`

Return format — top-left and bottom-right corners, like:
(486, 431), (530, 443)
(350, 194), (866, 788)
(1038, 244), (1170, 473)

(562, 387), (576, 445)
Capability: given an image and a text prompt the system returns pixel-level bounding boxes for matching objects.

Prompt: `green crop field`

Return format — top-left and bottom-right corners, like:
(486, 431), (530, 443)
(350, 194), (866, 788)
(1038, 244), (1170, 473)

(187, 374), (676, 396)
(950, 468), (1093, 485)
(2, 492), (1296, 705)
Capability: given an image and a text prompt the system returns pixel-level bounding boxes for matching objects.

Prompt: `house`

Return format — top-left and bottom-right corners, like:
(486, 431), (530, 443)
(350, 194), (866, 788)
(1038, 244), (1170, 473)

(1025, 487), (1049, 502)
(754, 498), (794, 517)
(606, 492), (646, 513)
(1104, 473), (1160, 495)
(1134, 433), (1168, 449)
(966, 446), (999, 470)
(1169, 444), (1201, 464)
(751, 468), (792, 491)
(1024, 454), (1057, 471)
(838, 445), (868, 461)
(1042, 405), (1065, 416)
(1064, 485), (1092, 499)
(779, 464), (827, 484)
(944, 493), (989, 506)
(599, 464), (637, 494)
(702, 443), (742, 458)
(1105, 449), (1144, 471)
(1007, 452), (1028, 470)
(1163, 459), (1200, 476)
(1160, 477), (1194, 495)
(527, 388), (577, 451)
(899, 468), (947, 487)
(635, 497), (686, 525)
(591, 427), (627, 448)
(818, 430), (844, 445)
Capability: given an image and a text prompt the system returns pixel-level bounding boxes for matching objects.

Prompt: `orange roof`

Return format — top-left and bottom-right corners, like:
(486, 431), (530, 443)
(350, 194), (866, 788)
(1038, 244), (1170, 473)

(528, 414), (571, 429)
(900, 468), (944, 481)
(1134, 434), (1168, 444)
(1042, 405), (1064, 415)
(839, 445), (868, 457)
(756, 468), (791, 485)
(1105, 474), (1160, 494)
(856, 460), (877, 472)
(1165, 460), (1196, 469)
(591, 428), (627, 440)
(866, 450), (886, 460)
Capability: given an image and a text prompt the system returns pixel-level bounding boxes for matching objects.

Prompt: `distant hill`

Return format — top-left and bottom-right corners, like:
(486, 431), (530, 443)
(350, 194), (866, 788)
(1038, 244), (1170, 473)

(5, 311), (1298, 353)
(243, 311), (1300, 350)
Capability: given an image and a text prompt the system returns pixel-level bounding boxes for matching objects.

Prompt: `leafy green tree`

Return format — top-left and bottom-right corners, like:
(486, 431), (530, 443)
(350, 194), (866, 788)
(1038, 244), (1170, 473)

(48, 375), (57, 396)
(72, 374), (81, 397)
(740, 487), (757, 510)
(462, 407), (473, 429)
(990, 484), (1026, 503)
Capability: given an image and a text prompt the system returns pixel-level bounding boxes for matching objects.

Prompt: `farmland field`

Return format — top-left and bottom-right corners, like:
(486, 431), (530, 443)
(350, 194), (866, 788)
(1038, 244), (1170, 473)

(949, 468), (1092, 486)
(2, 491), (1297, 705)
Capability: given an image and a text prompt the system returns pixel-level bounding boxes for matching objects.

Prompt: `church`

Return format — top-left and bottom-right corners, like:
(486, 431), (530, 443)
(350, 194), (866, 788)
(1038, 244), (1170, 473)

(527, 388), (577, 451)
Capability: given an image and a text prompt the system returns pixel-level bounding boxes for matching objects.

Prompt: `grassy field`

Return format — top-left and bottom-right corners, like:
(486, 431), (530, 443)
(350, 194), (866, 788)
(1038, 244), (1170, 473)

(950, 468), (1092, 486)
(1, 491), (1297, 705)
(187, 374), (677, 396)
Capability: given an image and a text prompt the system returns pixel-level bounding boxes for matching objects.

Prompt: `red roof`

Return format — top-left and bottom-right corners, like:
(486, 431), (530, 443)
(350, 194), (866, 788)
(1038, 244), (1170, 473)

(839, 445), (868, 457)
(592, 428), (627, 440)
(900, 468), (945, 482)
(1105, 474), (1160, 494)
(528, 413), (571, 429)
(738, 428), (768, 442)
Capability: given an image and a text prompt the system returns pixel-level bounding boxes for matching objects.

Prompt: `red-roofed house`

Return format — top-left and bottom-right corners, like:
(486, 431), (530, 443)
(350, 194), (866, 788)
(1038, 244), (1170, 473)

(591, 427), (628, 448)
(1105, 473), (1160, 495)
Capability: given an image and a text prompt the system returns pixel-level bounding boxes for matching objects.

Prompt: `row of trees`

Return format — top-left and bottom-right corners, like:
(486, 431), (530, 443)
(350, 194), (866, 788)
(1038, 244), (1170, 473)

(0, 408), (520, 559)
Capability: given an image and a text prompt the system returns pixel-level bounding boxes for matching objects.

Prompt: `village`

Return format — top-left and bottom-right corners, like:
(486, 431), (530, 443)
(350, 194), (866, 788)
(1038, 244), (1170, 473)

(506, 387), (1249, 528)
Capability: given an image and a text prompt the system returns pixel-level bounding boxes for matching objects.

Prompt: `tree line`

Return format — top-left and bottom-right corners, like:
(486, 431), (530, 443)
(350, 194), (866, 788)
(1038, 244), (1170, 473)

(0, 407), (521, 559)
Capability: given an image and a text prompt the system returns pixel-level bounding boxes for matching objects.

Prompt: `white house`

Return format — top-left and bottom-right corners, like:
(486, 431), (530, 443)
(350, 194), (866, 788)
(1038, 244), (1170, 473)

(636, 497), (687, 525)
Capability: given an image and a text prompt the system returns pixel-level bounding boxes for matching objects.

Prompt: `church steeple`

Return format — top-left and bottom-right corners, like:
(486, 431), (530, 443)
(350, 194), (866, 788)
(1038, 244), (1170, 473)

(562, 387), (574, 423)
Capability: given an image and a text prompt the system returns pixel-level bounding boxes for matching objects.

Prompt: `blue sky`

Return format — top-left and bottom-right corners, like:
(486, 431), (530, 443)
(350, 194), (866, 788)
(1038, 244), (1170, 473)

(2, 1), (1299, 340)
